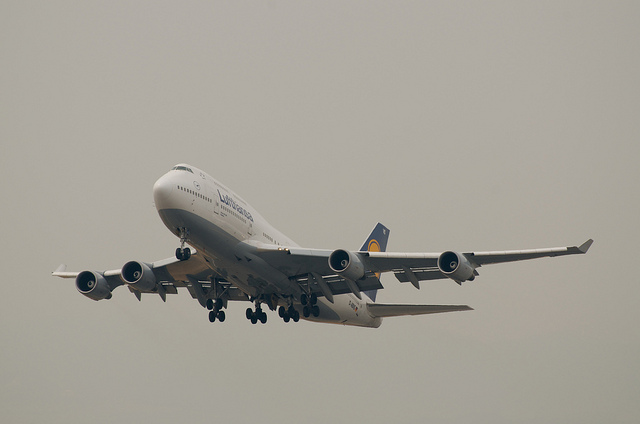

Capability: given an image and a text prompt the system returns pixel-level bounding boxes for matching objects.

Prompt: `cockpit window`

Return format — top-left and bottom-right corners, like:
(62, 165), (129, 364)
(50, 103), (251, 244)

(172, 166), (194, 173)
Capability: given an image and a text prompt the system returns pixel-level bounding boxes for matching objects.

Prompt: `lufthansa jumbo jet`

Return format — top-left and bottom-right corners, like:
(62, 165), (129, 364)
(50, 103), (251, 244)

(53, 164), (593, 328)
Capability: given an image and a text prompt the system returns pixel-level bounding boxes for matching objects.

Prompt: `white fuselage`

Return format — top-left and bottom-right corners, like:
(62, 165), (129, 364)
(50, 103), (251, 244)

(152, 164), (381, 327)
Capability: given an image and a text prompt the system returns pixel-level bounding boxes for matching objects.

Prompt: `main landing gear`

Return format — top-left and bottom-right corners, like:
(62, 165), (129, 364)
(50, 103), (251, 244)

(301, 293), (320, 318)
(175, 227), (191, 261)
(278, 305), (300, 323)
(246, 303), (268, 324)
(207, 298), (226, 323)
(241, 295), (318, 325)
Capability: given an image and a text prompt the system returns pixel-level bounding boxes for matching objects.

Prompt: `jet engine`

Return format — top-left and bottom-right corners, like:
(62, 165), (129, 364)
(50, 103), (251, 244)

(121, 261), (157, 292)
(329, 249), (365, 281)
(437, 251), (476, 283)
(76, 271), (112, 301)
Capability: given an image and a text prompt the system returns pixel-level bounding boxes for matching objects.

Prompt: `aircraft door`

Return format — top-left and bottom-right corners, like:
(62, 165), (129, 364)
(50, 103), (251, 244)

(212, 187), (220, 216)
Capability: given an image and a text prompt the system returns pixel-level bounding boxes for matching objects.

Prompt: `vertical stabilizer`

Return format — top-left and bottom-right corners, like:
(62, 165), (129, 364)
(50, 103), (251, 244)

(360, 223), (390, 302)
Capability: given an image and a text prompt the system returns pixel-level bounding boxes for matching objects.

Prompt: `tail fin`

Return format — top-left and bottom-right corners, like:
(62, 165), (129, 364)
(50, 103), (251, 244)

(360, 223), (390, 302)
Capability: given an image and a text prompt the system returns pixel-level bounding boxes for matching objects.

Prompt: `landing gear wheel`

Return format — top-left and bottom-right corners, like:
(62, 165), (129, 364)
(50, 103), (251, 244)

(312, 305), (320, 317)
(250, 315), (258, 325)
(176, 228), (191, 261)
(303, 306), (311, 318)
(292, 310), (300, 322)
(300, 293), (308, 306)
(310, 293), (317, 305)
(206, 299), (214, 310)
(246, 308), (253, 320)
(176, 248), (191, 261)
(209, 311), (216, 322)
(278, 306), (286, 318)
(217, 310), (226, 322)
(215, 298), (223, 310)
(259, 312), (267, 324)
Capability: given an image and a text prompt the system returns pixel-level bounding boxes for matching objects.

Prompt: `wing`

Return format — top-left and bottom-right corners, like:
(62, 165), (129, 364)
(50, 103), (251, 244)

(52, 250), (248, 306)
(244, 238), (593, 299)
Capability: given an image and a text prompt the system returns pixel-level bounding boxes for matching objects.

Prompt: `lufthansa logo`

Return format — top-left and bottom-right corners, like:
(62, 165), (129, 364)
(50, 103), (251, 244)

(193, 181), (201, 190)
(368, 239), (382, 279)
(367, 239), (381, 252)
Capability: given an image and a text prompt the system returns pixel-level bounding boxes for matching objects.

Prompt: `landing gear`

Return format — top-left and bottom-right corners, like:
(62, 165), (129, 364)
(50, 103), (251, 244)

(301, 293), (320, 318)
(176, 247), (191, 261)
(206, 298), (223, 311)
(175, 227), (191, 261)
(208, 309), (226, 322)
(206, 297), (225, 323)
(246, 304), (267, 324)
(278, 304), (300, 323)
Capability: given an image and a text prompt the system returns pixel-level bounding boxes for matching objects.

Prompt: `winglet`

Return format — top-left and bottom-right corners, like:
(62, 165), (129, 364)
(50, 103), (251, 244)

(578, 239), (594, 254)
(53, 264), (67, 274)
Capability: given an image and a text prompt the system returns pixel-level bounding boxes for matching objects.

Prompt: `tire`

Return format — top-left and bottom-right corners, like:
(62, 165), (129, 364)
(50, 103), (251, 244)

(217, 310), (226, 322)
(209, 311), (216, 322)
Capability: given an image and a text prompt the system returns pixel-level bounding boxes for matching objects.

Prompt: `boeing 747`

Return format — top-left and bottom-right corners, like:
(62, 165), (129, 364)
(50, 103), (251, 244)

(53, 164), (593, 328)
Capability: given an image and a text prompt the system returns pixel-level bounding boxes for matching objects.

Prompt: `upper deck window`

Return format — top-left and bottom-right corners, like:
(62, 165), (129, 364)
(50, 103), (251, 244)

(172, 166), (194, 173)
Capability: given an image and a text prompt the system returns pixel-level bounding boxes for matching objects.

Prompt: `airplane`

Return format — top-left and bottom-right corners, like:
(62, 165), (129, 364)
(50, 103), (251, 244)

(53, 164), (593, 328)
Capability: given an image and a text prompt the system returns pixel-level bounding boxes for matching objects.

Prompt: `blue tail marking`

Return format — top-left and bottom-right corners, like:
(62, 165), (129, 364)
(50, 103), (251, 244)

(360, 223), (390, 303)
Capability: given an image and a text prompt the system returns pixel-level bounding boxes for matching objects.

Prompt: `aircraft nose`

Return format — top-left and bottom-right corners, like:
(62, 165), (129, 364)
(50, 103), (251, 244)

(153, 173), (175, 211)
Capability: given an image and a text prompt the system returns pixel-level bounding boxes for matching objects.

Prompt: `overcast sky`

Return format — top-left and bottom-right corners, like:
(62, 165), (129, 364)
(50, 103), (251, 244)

(2, 1), (639, 423)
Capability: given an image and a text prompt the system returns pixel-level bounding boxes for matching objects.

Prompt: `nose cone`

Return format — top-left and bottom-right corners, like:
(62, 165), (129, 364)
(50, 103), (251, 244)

(153, 173), (176, 211)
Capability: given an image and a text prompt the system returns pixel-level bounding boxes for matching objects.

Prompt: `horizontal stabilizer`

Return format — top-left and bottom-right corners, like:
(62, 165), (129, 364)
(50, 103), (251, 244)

(367, 303), (473, 318)
(52, 264), (79, 279)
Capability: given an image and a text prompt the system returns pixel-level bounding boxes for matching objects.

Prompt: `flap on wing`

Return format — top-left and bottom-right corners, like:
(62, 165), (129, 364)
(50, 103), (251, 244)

(367, 303), (473, 318)
(292, 272), (384, 299)
(393, 268), (447, 284)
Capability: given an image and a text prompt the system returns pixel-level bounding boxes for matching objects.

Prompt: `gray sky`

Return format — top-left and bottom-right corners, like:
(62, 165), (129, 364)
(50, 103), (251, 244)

(2, 1), (639, 423)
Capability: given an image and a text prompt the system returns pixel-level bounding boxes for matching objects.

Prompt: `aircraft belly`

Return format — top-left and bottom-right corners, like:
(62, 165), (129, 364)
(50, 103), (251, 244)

(159, 209), (376, 327)
(157, 208), (296, 297)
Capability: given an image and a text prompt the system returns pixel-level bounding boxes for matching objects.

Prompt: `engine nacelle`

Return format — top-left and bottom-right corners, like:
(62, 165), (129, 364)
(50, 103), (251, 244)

(76, 271), (112, 301)
(437, 251), (476, 283)
(329, 249), (365, 281)
(121, 261), (157, 292)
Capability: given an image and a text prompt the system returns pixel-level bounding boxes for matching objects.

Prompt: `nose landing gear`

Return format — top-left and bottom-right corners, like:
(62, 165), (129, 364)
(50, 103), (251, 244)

(175, 227), (191, 261)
